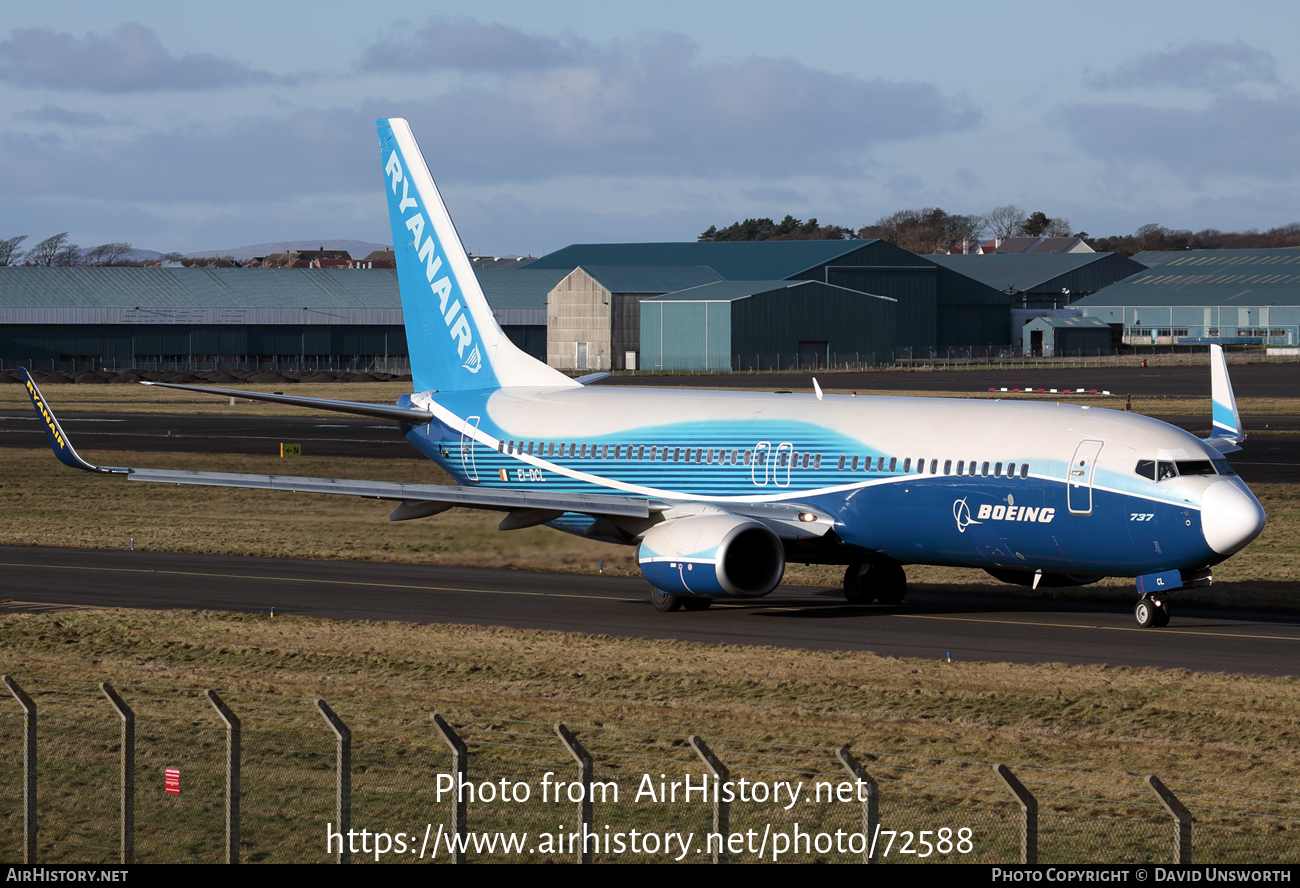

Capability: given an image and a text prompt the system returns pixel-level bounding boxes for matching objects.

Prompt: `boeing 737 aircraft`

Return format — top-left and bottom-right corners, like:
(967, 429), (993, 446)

(22, 118), (1267, 629)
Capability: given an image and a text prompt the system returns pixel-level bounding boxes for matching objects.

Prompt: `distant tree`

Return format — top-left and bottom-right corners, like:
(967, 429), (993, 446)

(0, 235), (26, 266)
(858, 207), (984, 254)
(698, 215), (853, 242)
(82, 242), (134, 265)
(161, 252), (186, 265)
(24, 232), (74, 266)
(1020, 211), (1052, 237)
(1043, 217), (1074, 237)
(983, 205), (1027, 240)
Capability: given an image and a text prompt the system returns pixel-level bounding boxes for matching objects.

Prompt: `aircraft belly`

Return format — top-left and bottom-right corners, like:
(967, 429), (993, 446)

(833, 480), (1215, 577)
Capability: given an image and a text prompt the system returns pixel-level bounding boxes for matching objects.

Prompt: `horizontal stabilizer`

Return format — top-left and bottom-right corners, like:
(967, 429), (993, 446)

(140, 381), (433, 423)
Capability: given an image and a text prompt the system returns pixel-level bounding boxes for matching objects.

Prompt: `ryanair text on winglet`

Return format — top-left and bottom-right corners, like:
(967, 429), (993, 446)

(26, 378), (65, 450)
(385, 149), (481, 373)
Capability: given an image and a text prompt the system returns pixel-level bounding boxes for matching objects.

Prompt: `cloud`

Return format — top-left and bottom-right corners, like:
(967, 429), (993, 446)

(0, 23), (296, 92)
(358, 23), (979, 181)
(1085, 41), (1279, 91)
(15, 105), (128, 127)
(359, 18), (589, 73)
(1054, 91), (1300, 184)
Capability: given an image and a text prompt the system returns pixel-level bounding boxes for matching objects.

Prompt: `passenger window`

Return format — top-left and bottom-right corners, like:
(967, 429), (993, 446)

(1135, 460), (1156, 480)
(579, 443), (587, 458)
(851, 455), (859, 471)
(944, 459), (952, 475)
(1157, 461), (1177, 481)
(981, 461), (990, 477)
(673, 447), (681, 462)
(613, 445), (621, 459)
(802, 453), (810, 469)
(744, 450), (753, 466)
(956, 460), (963, 475)
(696, 448), (704, 463)
(637, 445), (645, 460)
(707, 448), (715, 464)
(930, 459), (938, 474)
(903, 458), (911, 473)
(813, 454), (822, 469)
(969, 461), (978, 476)
(730, 449), (739, 465)
(994, 462), (1002, 478)
(507, 441), (516, 454)
(888, 457), (897, 472)
(1007, 462), (1015, 477)
(662, 447), (671, 462)
(838, 455), (846, 471)
(601, 444), (609, 459)
(1020, 464), (1029, 479)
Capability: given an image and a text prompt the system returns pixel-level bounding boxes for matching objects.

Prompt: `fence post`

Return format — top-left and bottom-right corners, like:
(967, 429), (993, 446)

(316, 700), (351, 864)
(836, 747), (879, 863)
(1146, 775), (1193, 864)
(3, 676), (36, 863)
(432, 714), (468, 864)
(206, 690), (240, 864)
(994, 763), (1037, 864)
(689, 736), (729, 863)
(555, 724), (593, 863)
(100, 682), (134, 864)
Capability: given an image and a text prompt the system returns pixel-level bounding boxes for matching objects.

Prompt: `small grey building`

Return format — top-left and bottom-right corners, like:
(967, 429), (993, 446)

(1022, 316), (1114, 357)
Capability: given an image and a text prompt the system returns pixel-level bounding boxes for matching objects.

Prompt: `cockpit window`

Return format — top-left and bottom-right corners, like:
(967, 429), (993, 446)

(1135, 460), (1155, 480)
(1212, 458), (1236, 476)
(1176, 460), (1216, 476)
(1157, 461), (1177, 481)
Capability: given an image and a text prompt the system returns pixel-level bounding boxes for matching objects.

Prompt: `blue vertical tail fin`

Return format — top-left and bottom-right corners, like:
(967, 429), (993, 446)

(377, 118), (576, 392)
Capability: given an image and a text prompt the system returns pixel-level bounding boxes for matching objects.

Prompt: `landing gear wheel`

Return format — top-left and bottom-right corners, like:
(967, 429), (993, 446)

(843, 561), (908, 605)
(1153, 601), (1171, 628)
(649, 587), (682, 612)
(680, 597), (713, 611)
(1135, 598), (1158, 628)
(843, 564), (871, 604)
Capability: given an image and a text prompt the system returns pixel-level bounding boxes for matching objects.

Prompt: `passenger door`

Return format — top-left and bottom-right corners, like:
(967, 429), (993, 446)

(460, 415), (481, 482)
(1067, 439), (1104, 514)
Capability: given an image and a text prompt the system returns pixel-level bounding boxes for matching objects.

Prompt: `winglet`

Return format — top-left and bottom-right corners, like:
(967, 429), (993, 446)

(1209, 344), (1244, 447)
(18, 368), (126, 474)
(813, 377), (824, 401)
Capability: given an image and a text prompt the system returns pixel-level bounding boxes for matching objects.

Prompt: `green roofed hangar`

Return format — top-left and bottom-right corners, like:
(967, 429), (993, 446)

(1071, 248), (1300, 349)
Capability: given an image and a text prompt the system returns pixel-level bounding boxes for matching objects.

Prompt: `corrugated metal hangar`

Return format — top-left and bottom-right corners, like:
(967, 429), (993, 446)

(639, 281), (897, 371)
(1072, 248), (1300, 347)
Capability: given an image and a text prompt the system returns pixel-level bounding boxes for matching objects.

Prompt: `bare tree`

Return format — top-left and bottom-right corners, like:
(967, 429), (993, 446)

(82, 242), (135, 265)
(24, 232), (76, 266)
(0, 235), (26, 266)
(983, 205), (1027, 240)
(161, 252), (186, 265)
(1044, 217), (1074, 237)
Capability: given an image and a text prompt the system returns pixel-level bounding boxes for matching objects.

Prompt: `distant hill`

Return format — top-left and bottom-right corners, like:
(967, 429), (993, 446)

(185, 239), (390, 262)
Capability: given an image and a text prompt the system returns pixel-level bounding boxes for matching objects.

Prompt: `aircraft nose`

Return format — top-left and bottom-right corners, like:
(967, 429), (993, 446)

(1201, 480), (1266, 556)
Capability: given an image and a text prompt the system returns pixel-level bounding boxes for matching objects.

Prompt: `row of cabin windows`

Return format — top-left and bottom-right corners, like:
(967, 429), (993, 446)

(497, 439), (1029, 478)
(499, 440), (819, 467)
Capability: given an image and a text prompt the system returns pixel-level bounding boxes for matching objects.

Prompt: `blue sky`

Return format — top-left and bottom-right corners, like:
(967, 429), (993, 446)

(2, 0), (1298, 255)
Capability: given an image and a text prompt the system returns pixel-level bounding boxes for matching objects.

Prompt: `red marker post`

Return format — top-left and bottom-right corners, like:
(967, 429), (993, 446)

(165, 767), (180, 795)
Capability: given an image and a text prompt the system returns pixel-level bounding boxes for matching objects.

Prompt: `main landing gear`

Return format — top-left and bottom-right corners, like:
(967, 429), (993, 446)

(843, 561), (907, 605)
(1134, 595), (1170, 628)
(649, 587), (712, 612)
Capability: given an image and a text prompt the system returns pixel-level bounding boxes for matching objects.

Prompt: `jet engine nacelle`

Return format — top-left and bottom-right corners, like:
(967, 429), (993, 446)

(637, 515), (786, 598)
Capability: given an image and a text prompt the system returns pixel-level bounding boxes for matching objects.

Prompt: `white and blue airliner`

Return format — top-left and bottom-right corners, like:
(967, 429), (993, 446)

(22, 118), (1266, 628)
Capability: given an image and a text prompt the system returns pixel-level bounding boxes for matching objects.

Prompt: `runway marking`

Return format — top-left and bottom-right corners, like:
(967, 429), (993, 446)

(0, 600), (94, 612)
(0, 562), (640, 603)
(888, 612), (1300, 642)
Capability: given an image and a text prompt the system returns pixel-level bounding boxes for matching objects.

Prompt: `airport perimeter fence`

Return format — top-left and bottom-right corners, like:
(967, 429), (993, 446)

(1, 675), (1297, 865)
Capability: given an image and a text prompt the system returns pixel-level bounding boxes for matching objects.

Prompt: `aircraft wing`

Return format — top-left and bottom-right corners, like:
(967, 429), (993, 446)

(139, 380), (433, 423)
(19, 368), (654, 521)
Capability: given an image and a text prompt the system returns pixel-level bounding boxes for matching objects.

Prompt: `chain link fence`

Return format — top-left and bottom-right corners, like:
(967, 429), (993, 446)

(2, 675), (1297, 864)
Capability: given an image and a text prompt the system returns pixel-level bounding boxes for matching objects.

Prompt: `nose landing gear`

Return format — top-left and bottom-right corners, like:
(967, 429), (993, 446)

(1135, 595), (1170, 628)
